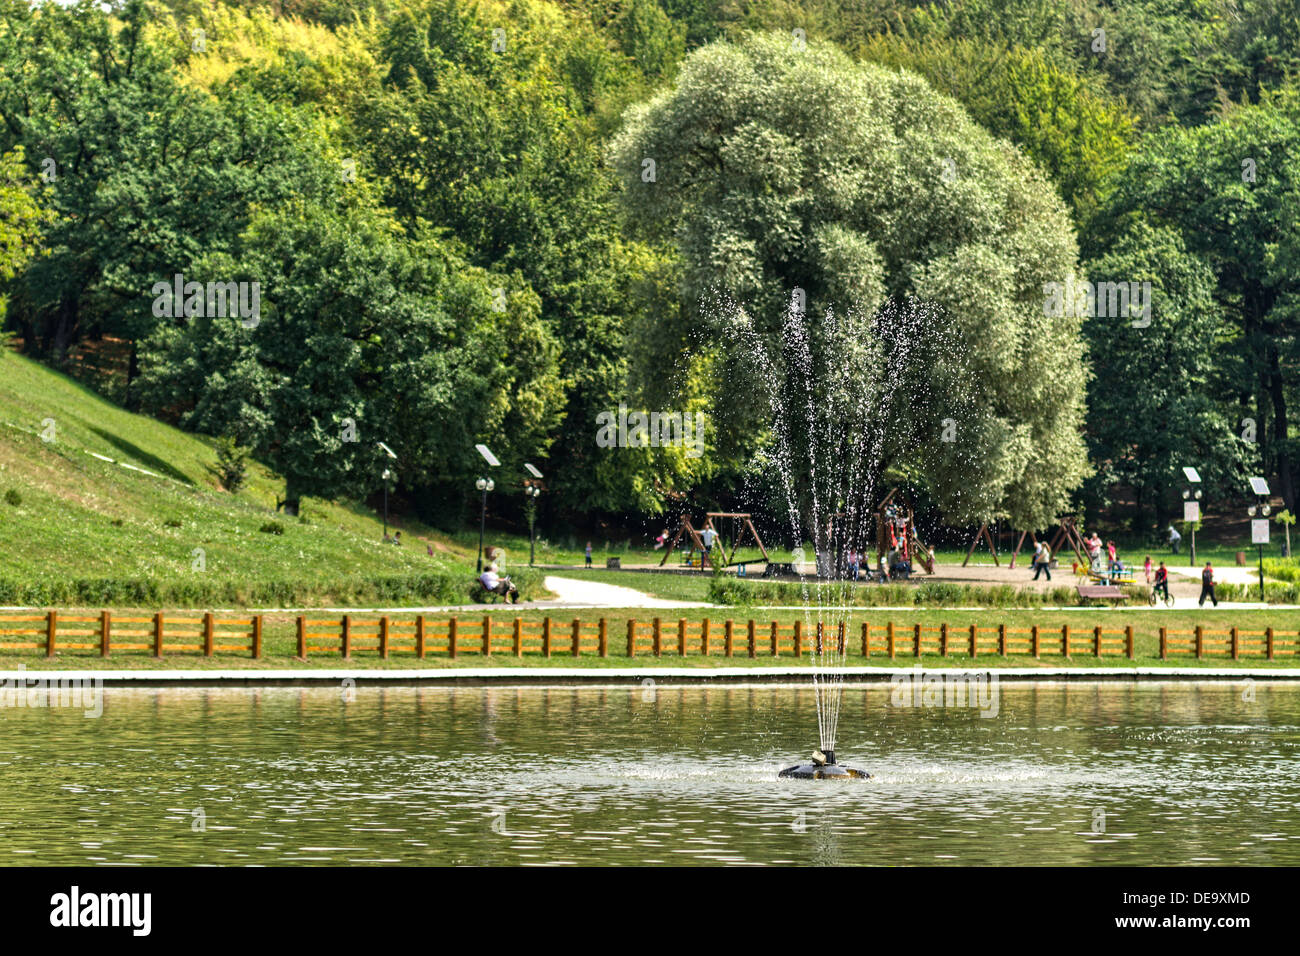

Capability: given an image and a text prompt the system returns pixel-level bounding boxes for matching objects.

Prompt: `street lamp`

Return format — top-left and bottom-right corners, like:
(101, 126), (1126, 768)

(1248, 476), (1272, 601)
(475, 477), (495, 572)
(525, 485), (541, 566)
(377, 442), (397, 540)
(1180, 466), (1203, 567)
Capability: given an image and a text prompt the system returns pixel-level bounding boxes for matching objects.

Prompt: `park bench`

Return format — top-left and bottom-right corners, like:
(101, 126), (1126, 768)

(1077, 584), (1124, 603)
(763, 562), (796, 578)
(606, 557), (621, 568)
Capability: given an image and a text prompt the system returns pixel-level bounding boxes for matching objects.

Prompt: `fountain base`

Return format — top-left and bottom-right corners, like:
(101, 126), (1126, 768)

(779, 750), (870, 780)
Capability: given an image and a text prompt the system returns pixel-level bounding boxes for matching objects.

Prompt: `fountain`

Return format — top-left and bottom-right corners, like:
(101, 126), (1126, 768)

(717, 290), (939, 780)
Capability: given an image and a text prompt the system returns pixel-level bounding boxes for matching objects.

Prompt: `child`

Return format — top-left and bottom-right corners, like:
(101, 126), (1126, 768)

(1144, 555), (1152, 584)
(585, 541), (593, 567)
(654, 528), (668, 550)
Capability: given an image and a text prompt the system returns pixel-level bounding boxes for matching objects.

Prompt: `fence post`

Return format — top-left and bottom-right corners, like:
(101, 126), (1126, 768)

(378, 616), (389, 659)
(1267, 626), (1275, 661)
(940, 622), (948, 657)
(416, 615), (426, 659)
(251, 615), (262, 659)
(701, 618), (709, 657)
(969, 623), (977, 658)
(449, 618), (458, 659)
(794, 620), (803, 658)
(914, 623), (922, 657)
(1195, 625), (1204, 660)
(571, 619), (581, 657)
(1031, 625), (1040, 659)
(297, 616), (306, 659)
(862, 622), (870, 658)
(627, 619), (636, 657)
(771, 621), (779, 656)
(204, 611), (215, 657)
(483, 615), (492, 657)
(1093, 624), (1102, 658)
(101, 609), (111, 658)
(542, 617), (550, 658)
(46, 609), (57, 658)
(341, 614), (352, 659)
(1062, 624), (1070, 659)
(998, 623), (1006, 657)
(599, 618), (608, 658)
(725, 619), (734, 657)
(747, 619), (756, 658)
(653, 617), (661, 657)
(837, 621), (845, 656)
(887, 621), (895, 659)
(1125, 625), (1133, 660)
(678, 618), (687, 656)
(1231, 626), (1239, 661)
(1160, 626), (1167, 660)
(153, 611), (164, 658)
(512, 618), (522, 657)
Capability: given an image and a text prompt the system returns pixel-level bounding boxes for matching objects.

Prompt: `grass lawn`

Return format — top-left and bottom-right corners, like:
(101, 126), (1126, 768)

(6, 605), (1300, 670)
(0, 349), (509, 604)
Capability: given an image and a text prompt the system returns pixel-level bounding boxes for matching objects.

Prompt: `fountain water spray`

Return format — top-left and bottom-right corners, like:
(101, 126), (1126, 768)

(718, 290), (936, 779)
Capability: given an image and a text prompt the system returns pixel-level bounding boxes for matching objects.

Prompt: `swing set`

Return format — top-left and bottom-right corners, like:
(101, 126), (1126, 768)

(658, 513), (770, 569)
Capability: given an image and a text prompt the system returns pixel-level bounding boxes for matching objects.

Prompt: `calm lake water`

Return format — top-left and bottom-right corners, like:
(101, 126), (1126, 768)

(1, 681), (1297, 865)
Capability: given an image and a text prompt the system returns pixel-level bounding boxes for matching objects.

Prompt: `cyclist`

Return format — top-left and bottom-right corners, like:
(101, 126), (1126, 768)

(1153, 561), (1170, 603)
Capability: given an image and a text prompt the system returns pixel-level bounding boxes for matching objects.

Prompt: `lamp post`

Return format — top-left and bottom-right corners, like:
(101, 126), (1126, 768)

(1181, 485), (1203, 567)
(475, 477), (494, 572)
(1248, 476), (1273, 602)
(377, 441), (398, 541)
(525, 485), (541, 566)
(382, 469), (392, 539)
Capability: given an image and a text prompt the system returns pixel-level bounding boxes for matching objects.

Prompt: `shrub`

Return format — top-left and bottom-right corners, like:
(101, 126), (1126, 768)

(3, 489), (20, 507)
(213, 436), (250, 493)
(163, 517), (182, 528)
(259, 521), (285, 535)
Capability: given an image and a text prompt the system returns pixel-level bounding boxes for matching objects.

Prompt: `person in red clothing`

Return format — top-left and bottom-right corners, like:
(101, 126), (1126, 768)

(1199, 561), (1218, 607)
(1154, 561), (1170, 601)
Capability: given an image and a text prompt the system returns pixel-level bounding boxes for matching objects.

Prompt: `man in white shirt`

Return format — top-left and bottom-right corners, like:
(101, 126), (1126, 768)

(1168, 524), (1181, 554)
(700, 527), (716, 552)
(479, 564), (518, 603)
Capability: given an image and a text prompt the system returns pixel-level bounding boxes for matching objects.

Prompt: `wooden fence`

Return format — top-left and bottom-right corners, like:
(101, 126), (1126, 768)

(0, 611), (261, 658)
(1, 611), (1298, 662)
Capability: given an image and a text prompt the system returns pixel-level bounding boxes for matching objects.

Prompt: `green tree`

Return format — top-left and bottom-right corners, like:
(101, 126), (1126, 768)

(1082, 221), (1248, 529)
(137, 200), (565, 515)
(611, 32), (1090, 532)
(0, 146), (47, 282)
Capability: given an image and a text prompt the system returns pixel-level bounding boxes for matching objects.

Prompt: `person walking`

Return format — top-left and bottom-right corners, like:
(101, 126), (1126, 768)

(584, 541), (593, 568)
(1199, 561), (1218, 607)
(1033, 541), (1052, 581)
(1168, 524), (1181, 555)
(1144, 555), (1152, 584)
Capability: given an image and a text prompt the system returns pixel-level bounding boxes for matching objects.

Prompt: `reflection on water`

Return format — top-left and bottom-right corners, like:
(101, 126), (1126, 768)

(0, 681), (1297, 865)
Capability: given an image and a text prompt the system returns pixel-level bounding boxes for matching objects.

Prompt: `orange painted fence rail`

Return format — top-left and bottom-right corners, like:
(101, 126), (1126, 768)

(1, 611), (1298, 662)
(0, 611), (262, 658)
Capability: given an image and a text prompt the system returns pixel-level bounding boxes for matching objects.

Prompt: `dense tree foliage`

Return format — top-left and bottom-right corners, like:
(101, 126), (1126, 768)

(5, 0), (1300, 536)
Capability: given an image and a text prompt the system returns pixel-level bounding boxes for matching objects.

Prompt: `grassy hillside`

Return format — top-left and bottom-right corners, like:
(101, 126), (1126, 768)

(0, 348), (541, 606)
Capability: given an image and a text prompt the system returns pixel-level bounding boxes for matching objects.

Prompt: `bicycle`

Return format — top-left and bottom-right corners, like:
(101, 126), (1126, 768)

(1148, 584), (1174, 607)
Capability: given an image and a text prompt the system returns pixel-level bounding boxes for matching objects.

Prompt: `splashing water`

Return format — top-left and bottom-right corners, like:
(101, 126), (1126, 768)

(717, 291), (941, 756)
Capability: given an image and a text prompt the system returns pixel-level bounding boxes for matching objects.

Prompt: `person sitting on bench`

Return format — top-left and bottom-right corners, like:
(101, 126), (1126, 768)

(479, 564), (519, 604)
